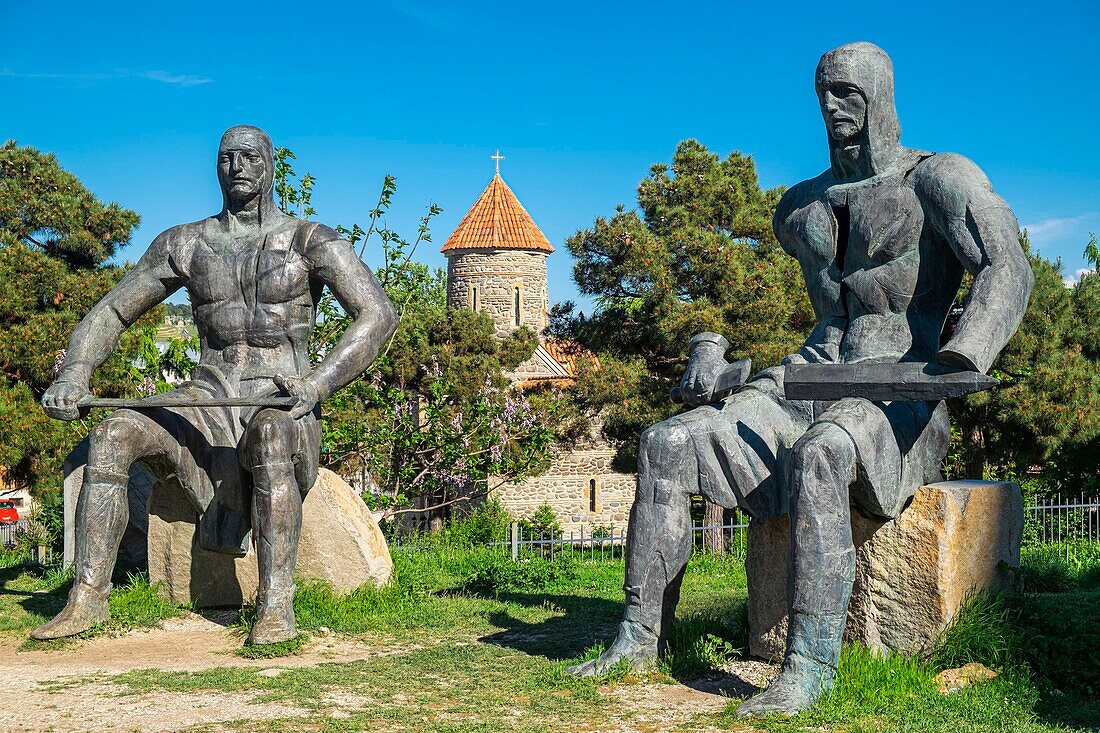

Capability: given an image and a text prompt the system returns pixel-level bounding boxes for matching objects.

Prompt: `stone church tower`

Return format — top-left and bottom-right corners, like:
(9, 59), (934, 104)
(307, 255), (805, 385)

(440, 158), (637, 535)
(441, 169), (553, 339)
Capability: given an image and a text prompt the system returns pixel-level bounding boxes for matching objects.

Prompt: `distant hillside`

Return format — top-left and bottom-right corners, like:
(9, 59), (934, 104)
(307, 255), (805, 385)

(163, 303), (192, 320)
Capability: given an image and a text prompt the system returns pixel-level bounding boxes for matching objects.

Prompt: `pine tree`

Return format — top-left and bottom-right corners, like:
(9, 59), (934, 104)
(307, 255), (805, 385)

(0, 141), (154, 497)
(552, 139), (813, 467)
(946, 233), (1100, 493)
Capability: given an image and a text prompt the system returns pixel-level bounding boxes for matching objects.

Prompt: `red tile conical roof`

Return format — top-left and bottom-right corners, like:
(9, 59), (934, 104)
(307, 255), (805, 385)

(441, 173), (554, 254)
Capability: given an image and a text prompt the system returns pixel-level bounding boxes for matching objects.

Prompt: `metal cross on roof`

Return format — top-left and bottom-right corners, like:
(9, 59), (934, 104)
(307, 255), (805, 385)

(490, 149), (505, 175)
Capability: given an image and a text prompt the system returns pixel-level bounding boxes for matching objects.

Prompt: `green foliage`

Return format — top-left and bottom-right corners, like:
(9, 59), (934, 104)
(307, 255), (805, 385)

(272, 150), (553, 525)
(590, 524), (613, 539)
(464, 552), (576, 594)
(659, 613), (743, 679)
(931, 593), (1019, 672)
(946, 233), (1100, 490)
(9, 515), (53, 558)
(108, 572), (185, 629)
(1017, 542), (1100, 592)
(445, 499), (514, 544)
(0, 140), (140, 268)
(932, 588), (1100, 699)
(520, 503), (562, 539)
(816, 644), (938, 718)
(551, 140), (812, 466)
(0, 141), (161, 500)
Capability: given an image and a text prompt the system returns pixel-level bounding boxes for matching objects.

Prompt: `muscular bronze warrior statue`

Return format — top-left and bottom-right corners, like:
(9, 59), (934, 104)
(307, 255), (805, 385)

(570, 43), (1033, 717)
(34, 126), (398, 644)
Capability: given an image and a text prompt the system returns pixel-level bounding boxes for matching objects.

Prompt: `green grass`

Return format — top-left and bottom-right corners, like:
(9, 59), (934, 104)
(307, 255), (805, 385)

(0, 551), (185, 644)
(6, 542), (1100, 731)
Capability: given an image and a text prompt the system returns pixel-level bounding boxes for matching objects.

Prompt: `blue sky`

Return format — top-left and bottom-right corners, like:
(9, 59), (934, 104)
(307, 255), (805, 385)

(4, 1), (1098, 307)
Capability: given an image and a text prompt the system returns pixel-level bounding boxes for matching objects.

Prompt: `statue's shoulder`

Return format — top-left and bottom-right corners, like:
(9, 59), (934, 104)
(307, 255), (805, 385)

(293, 221), (352, 261)
(299, 221), (344, 245)
(773, 170), (832, 253)
(911, 153), (994, 210)
(775, 170), (832, 222)
(145, 219), (212, 278)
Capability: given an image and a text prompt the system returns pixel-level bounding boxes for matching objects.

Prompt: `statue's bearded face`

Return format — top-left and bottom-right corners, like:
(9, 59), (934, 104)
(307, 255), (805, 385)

(217, 139), (268, 206)
(816, 74), (867, 144)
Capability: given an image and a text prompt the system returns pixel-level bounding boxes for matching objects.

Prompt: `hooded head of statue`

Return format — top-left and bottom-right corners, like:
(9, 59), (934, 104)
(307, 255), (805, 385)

(815, 42), (903, 180)
(217, 125), (277, 219)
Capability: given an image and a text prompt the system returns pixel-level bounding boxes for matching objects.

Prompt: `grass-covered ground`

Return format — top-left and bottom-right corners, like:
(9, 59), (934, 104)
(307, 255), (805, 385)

(3, 540), (1100, 732)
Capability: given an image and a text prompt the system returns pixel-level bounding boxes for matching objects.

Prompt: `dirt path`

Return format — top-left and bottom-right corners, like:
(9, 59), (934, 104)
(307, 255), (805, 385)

(0, 613), (398, 733)
(0, 614), (780, 733)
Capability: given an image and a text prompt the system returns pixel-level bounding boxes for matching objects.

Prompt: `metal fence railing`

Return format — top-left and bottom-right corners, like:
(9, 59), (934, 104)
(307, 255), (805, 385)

(4, 498), (1099, 565)
(1024, 495), (1100, 545)
(481, 514), (752, 561)
(386, 498), (1100, 562)
(0, 519), (28, 548)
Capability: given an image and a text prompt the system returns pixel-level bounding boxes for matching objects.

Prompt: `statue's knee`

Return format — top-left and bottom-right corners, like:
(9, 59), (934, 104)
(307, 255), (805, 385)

(791, 422), (856, 492)
(87, 415), (144, 469)
(243, 410), (296, 467)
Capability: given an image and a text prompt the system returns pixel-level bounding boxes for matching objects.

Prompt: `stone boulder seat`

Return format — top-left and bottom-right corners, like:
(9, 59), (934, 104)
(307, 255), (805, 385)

(746, 480), (1023, 659)
(63, 439), (393, 607)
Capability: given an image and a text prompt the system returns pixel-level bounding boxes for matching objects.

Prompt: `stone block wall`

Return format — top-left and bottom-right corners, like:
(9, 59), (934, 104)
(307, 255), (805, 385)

(492, 447), (637, 535)
(446, 249), (549, 337)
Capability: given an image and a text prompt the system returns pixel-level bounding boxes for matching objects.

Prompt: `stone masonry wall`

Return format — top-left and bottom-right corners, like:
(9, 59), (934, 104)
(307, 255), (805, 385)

(446, 249), (549, 337)
(492, 447), (637, 535)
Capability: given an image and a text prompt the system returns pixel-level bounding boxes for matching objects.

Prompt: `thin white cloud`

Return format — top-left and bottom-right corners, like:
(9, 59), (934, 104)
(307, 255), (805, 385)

(1023, 214), (1092, 241)
(136, 70), (212, 87)
(385, 0), (451, 29)
(1063, 268), (1095, 287)
(0, 68), (211, 87)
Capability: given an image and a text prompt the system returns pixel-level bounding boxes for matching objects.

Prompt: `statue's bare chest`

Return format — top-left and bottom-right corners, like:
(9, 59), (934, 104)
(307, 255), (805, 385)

(188, 225), (311, 308)
(786, 175), (928, 316)
(829, 179), (926, 271)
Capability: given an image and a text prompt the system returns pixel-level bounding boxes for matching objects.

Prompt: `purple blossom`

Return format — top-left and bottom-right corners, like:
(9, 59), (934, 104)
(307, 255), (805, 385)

(138, 376), (157, 396)
(422, 356), (442, 379)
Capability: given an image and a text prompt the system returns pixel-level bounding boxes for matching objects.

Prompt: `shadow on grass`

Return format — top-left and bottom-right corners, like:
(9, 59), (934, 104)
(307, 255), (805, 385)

(680, 670), (762, 700)
(476, 591), (623, 660)
(0, 563), (68, 622)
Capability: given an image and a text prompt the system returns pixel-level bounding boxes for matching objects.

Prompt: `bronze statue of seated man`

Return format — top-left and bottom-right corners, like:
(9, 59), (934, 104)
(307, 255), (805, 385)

(35, 126), (397, 645)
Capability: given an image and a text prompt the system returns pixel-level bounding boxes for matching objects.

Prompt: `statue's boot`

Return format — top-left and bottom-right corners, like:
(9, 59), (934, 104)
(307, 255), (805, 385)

(737, 422), (857, 717)
(734, 606), (848, 717)
(246, 461), (301, 646)
(32, 468), (129, 640)
(568, 476), (692, 677)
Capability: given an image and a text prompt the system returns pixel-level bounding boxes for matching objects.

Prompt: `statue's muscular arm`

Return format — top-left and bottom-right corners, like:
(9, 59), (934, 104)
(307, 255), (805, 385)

(43, 227), (193, 420)
(914, 154), (1034, 374)
(297, 225), (398, 405)
(773, 175), (846, 364)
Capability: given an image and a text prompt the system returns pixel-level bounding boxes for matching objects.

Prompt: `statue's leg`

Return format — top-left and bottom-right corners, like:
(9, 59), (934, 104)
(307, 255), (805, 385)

(737, 421), (857, 717)
(569, 420), (697, 676)
(32, 413), (170, 640)
(242, 409), (302, 645)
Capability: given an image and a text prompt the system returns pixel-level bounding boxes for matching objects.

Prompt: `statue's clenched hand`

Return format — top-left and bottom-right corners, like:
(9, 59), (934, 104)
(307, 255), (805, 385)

(41, 381), (90, 422)
(274, 374), (322, 419)
(677, 332), (731, 408)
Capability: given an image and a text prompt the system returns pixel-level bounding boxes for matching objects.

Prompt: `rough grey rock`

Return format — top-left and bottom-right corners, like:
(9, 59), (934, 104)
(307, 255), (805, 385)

(147, 468), (393, 607)
(747, 480), (1023, 659)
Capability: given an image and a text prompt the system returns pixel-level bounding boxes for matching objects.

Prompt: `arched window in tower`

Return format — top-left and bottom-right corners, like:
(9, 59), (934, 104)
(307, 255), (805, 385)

(587, 476), (600, 513)
(514, 286), (522, 327)
(471, 286), (479, 311)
